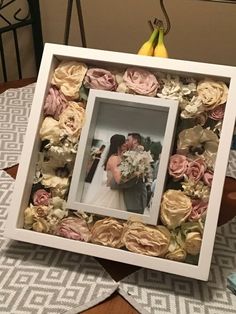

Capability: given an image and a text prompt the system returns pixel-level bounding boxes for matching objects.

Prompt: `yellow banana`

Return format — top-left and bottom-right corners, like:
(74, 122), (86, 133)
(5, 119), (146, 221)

(154, 27), (168, 58)
(137, 28), (159, 56)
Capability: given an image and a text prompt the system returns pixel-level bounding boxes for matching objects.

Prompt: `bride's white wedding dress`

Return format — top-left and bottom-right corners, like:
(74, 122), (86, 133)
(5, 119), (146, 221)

(89, 170), (127, 210)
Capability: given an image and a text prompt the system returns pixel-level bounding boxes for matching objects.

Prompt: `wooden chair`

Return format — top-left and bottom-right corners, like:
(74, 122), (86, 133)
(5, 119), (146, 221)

(0, 0), (43, 82)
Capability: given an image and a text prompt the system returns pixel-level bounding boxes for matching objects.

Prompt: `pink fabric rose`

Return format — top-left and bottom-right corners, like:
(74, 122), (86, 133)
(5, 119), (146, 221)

(203, 171), (213, 186)
(123, 67), (159, 96)
(209, 104), (225, 121)
(33, 189), (51, 206)
(84, 68), (117, 90)
(189, 199), (208, 221)
(55, 217), (91, 242)
(186, 158), (206, 183)
(44, 87), (68, 120)
(168, 154), (189, 181)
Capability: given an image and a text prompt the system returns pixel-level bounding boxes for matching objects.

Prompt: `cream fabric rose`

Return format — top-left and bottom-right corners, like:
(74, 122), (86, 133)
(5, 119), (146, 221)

(52, 61), (88, 99)
(58, 102), (85, 142)
(185, 232), (202, 255)
(123, 67), (159, 96)
(39, 117), (61, 144)
(180, 96), (204, 119)
(32, 218), (50, 233)
(121, 222), (170, 256)
(168, 154), (188, 181)
(24, 205), (51, 230)
(84, 68), (117, 91)
(91, 218), (124, 248)
(165, 247), (187, 262)
(197, 79), (228, 110)
(160, 190), (192, 229)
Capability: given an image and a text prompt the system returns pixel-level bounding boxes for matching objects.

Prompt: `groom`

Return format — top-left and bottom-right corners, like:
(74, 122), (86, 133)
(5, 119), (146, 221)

(110, 133), (147, 214)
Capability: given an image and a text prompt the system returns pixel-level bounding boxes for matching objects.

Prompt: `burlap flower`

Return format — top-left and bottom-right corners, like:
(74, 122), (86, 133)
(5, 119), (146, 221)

(123, 67), (159, 96)
(197, 79), (228, 110)
(160, 190), (192, 229)
(91, 217), (124, 248)
(58, 102), (85, 142)
(121, 221), (170, 256)
(52, 61), (88, 99)
(55, 216), (91, 241)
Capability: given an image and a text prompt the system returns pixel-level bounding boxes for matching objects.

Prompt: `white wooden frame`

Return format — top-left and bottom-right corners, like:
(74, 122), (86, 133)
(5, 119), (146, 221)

(4, 43), (236, 280)
(67, 90), (178, 225)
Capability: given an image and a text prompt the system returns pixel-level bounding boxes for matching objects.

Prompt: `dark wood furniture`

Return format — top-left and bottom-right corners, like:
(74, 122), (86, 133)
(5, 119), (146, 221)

(1, 79), (236, 314)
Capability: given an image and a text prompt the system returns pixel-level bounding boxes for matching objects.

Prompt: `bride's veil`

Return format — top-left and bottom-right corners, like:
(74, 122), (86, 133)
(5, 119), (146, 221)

(82, 143), (109, 203)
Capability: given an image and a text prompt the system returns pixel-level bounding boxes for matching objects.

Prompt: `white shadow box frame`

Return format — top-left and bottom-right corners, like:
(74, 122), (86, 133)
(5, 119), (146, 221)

(67, 90), (178, 225)
(4, 43), (236, 281)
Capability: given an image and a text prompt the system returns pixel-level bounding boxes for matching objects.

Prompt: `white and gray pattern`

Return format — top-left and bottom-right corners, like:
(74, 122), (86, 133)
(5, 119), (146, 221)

(0, 85), (34, 169)
(119, 217), (236, 314)
(0, 170), (117, 314)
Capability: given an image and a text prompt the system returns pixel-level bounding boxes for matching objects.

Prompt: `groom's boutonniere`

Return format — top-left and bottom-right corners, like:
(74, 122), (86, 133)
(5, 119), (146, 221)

(119, 146), (153, 182)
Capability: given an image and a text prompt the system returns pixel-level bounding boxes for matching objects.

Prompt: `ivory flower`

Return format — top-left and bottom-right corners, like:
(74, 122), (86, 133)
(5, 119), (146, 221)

(52, 61), (88, 99)
(160, 190), (192, 229)
(91, 218), (124, 248)
(123, 67), (159, 97)
(197, 79), (228, 110)
(165, 247), (187, 262)
(58, 102), (85, 142)
(181, 179), (210, 201)
(180, 96), (204, 119)
(185, 232), (202, 255)
(122, 221), (170, 256)
(55, 216), (91, 241)
(39, 117), (61, 144)
(157, 74), (196, 102)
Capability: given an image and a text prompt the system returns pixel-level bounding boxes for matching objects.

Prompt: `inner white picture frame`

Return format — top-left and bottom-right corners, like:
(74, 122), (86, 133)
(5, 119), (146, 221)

(4, 43), (236, 280)
(67, 90), (178, 225)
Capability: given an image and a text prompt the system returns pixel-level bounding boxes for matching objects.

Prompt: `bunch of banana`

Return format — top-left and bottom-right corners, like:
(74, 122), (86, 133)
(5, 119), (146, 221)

(137, 25), (168, 58)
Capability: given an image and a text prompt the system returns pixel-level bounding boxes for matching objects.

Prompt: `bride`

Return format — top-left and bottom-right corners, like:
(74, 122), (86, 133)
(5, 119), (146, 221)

(88, 134), (127, 210)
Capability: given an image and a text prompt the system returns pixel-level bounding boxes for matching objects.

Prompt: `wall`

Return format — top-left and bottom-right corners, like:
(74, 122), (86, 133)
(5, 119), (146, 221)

(1, 0), (236, 82)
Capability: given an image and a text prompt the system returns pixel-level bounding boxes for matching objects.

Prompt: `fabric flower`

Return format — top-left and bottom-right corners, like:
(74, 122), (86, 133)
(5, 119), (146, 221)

(157, 74), (196, 102)
(165, 247), (187, 262)
(55, 216), (91, 241)
(33, 189), (51, 206)
(168, 154), (188, 181)
(115, 71), (129, 93)
(39, 117), (61, 144)
(186, 158), (206, 183)
(197, 79), (228, 111)
(160, 190), (192, 229)
(177, 125), (219, 160)
(122, 221), (170, 256)
(209, 104), (225, 121)
(180, 96), (204, 119)
(44, 87), (68, 120)
(189, 199), (208, 221)
(24, 205), (50, 230)
(203, 171), (213, 186)
(84, 68), (117, 91)
(181, 179), (210, 201)
(52, 61), (88, 99)
(123, 67), (159, 96)
(91, 218), (124, 248)
(32, 218), (50, 233)
(185, 232), (202, 255)
(58, 102), (85, 142)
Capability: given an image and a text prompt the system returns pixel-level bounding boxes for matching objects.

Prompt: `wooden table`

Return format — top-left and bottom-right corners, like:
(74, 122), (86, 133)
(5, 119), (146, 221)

(1, 78), (236, 314)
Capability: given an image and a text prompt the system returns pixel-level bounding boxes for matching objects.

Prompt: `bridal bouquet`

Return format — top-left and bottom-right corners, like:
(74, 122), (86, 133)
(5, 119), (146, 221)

(119, 146), (153, 182)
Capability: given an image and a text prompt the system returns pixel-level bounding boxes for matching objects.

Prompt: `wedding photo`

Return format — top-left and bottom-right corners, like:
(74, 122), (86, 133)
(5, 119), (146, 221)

(68, 90), (178, 224)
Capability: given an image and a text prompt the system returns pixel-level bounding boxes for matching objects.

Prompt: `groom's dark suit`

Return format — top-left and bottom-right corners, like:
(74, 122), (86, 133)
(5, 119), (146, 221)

(110, 177), (147, 214)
